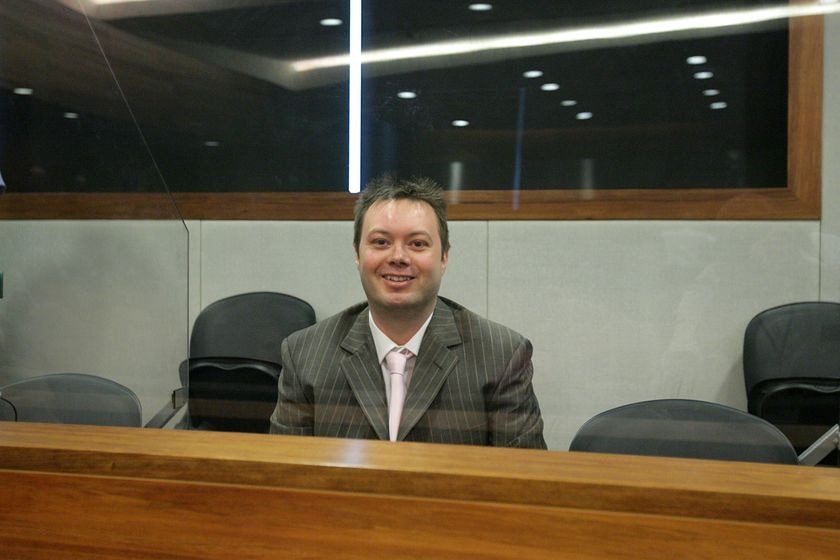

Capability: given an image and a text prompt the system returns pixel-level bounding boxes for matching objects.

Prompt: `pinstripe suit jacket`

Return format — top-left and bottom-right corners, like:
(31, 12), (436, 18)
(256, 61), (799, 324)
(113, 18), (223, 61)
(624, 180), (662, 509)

(270, 297), (546, 448)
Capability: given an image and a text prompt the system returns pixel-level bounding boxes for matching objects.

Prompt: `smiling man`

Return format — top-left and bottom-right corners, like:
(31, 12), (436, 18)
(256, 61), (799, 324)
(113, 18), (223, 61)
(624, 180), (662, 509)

(270, 176), (546, 448)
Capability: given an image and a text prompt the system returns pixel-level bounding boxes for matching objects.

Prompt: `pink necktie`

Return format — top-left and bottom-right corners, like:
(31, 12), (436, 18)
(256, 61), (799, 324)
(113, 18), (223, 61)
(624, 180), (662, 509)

(385, 349), (411, 441)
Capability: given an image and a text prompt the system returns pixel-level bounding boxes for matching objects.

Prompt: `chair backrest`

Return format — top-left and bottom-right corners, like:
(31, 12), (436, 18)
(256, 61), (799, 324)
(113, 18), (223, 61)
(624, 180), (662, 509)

(0, 373), (142, 427)
(189, 292), (316, 364)
(186, 358), (281, 433)
(742, 302), (840, 464)
(569, 399), (799, 464)
(182, 292), (315, 433)
(0, 397), (16, 421)
(743, 301), (840, 399)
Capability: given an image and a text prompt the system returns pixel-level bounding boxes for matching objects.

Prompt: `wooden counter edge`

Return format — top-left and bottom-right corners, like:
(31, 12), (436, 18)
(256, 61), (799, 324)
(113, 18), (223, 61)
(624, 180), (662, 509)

(1, 422), (839, 531)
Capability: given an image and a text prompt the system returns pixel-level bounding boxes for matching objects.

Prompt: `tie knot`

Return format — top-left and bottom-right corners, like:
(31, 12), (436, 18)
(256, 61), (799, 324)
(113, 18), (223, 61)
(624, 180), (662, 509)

(385, 349), (411, 375)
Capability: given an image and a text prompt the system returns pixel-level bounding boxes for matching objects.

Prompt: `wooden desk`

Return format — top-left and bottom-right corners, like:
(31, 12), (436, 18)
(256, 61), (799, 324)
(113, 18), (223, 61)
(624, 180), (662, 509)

(1, 422), (839, 558)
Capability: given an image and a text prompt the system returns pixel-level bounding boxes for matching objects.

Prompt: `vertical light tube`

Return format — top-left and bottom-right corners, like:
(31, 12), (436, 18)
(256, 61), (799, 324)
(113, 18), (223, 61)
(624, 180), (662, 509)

(348, 0), (362, 193)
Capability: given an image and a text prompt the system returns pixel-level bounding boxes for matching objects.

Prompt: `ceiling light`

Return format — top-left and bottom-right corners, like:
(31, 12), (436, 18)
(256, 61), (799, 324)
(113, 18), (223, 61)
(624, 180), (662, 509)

(320, 18), (343, 26)
(523, 70), (543, 78)
(294, 3), (840, 73)
(561, 99), (577, 107)
(63, 112), (79, 119)
(468, 3), (493, 11)
(397, 91), (417, 99)
(686, 55), (707, 65)
(576, 112), (593, 120)
(694, 71), (714, 79)
(13, 87), (33, 95)
(710, 101), (728, 109)
(541, 83), (560, 91)
(204, 140), (220, 147)
(702, 89), (721, 96)
(452, 119), (470, 127)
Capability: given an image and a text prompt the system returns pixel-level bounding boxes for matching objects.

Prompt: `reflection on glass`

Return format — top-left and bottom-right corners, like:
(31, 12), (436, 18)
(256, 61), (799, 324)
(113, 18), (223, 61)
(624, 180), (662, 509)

(361, 0), (796, 190)
(0, 0), (189, 426)
(1, 0), (351, 193)
(1, 1), (816, 194)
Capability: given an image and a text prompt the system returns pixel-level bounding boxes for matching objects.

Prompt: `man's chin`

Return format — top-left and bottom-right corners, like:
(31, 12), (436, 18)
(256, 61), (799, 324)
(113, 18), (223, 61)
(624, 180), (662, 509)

(384, 295), (417, 308)
(374, 294), (429, 313)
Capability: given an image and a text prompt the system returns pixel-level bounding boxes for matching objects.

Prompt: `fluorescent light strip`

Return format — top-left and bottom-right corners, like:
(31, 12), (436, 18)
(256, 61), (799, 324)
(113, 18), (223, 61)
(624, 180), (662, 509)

(348, 0), (362, 193)
(293, 3), (840, 72)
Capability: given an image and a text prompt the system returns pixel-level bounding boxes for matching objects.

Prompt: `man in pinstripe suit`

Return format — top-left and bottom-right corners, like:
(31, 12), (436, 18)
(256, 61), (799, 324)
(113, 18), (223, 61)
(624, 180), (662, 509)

(270, 177), (546, 448)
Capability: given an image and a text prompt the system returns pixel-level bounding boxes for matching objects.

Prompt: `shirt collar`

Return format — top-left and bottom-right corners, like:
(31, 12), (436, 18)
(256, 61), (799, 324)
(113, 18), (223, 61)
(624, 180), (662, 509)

(369, 309), (434, 365)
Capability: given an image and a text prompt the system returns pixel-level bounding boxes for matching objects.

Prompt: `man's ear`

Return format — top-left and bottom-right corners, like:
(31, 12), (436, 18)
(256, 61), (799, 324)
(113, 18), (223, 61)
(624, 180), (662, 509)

(441, 249), (449, 273)
(354, 244), (360, 267)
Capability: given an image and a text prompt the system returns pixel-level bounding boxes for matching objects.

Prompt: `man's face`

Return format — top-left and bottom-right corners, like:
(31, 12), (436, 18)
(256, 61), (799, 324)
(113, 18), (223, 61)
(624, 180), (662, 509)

(355, 198), (448, 318)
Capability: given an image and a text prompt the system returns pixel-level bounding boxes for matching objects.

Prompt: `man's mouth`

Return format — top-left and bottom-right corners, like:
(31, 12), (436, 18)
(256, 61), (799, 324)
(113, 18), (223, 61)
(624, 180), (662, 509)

(382, 274), (414, 283)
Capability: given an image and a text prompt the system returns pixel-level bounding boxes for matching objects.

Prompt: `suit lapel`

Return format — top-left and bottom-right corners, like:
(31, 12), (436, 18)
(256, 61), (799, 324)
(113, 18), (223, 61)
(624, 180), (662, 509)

(399, 299), (462, 440)
(340, 311), (389, 440)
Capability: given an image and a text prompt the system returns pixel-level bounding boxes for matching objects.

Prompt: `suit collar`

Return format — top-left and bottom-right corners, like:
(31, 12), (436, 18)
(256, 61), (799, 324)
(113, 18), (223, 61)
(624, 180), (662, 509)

(424, 298), (463, 348)
(339, 308), (390, 440)
(400, 299), (463, 439)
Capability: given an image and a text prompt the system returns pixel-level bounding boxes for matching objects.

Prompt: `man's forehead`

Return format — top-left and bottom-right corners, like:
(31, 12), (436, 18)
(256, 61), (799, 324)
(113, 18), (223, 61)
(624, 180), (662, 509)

(365, 199), (434, 223)
(369, 198), (431, 212)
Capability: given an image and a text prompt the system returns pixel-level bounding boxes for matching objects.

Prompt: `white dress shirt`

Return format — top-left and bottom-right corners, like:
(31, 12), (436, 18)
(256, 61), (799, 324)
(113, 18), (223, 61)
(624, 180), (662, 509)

(369, 311), (433, 406)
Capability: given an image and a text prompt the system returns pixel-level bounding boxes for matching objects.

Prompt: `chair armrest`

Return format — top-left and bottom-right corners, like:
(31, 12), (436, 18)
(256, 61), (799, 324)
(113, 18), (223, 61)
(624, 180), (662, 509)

(797, 424), (840, 466)
(144, 387), (187, 428)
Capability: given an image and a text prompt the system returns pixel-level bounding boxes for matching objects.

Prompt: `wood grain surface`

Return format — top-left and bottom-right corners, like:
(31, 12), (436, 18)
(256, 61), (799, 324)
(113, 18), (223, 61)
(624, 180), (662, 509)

(1, 422), (839, 558)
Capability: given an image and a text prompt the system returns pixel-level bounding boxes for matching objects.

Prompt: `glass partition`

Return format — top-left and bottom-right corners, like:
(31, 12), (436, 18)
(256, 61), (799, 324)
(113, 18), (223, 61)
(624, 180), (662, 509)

(1, 0), (837, 468)
(360, 1), (788, 190)
(0, 0), (189, 426)
(0, 0), (823, 219)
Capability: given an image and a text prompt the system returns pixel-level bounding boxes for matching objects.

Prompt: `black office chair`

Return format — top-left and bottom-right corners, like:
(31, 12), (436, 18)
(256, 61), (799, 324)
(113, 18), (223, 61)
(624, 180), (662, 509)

(569, 399), (799, 465)
(743, 302), (840, 465)
(166, 292), (316, 433)
(0, 373), (142, 427)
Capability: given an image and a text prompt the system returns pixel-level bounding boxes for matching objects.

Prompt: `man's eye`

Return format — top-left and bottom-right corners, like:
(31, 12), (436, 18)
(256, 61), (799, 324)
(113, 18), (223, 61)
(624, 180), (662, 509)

(371, 238), (388, 246)
(411, 240), (430, 248)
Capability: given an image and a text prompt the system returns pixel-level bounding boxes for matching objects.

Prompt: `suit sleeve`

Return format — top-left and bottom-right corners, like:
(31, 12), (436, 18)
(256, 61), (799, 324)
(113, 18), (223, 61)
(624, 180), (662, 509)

(269, 336), (314, 436)
(488, 336), (547, 449)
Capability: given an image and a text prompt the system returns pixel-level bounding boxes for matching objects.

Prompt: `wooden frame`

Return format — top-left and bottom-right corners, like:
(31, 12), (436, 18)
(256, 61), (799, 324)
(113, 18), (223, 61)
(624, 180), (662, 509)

(0, 12), (822, 221)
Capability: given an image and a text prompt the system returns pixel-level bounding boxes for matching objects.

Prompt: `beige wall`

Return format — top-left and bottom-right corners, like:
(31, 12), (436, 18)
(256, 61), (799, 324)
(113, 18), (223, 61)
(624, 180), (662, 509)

(190, 219), (818, 449)
(0, 220), (189, 422)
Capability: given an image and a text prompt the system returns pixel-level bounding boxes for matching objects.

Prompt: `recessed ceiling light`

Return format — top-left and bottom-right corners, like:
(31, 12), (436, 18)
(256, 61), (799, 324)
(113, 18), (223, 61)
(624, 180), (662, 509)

(541, 82), (560, 91)
(320, 18), (343, 26)
(686, 55), (707, 65)
(523, 70), (543, 78)
(710, 101), (728, 110)
(204, 140), (220, 147)
(702, 89), (721, 96)
(694, 71), (714, 80)
(468, 3), (493, 11)
(561, 99), (577, 107)
(452, 119), (470, 127)
(13, 87), (33, 95)
(397, 91), (417, 99)
(576, 112), (593, 120)
(63, 112), (79, 119)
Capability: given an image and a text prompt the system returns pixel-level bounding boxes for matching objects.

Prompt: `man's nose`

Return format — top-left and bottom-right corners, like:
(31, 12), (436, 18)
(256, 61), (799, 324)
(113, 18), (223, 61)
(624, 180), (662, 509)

(389, 243), (409, 264)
